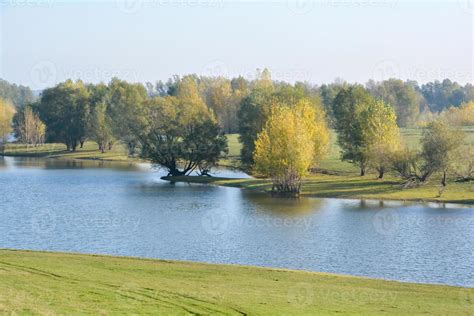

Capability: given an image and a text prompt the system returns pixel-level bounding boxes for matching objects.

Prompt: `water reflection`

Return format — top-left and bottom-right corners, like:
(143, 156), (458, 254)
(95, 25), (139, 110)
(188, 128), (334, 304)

(243, 191), (324, 216)
(0, 156), (7, 170)
(8, 156), (142, 171)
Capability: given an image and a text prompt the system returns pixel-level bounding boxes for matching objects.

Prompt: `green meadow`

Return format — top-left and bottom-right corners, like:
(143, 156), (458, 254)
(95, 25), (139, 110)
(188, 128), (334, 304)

(1, 250), (472, 315)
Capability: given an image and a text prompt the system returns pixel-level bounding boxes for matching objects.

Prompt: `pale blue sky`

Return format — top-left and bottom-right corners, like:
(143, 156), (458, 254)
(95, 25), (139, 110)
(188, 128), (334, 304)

(0, 0), (472, 89)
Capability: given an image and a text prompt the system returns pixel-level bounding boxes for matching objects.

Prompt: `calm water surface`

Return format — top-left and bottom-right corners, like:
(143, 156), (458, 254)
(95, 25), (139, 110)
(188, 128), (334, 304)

(0, 156), (473, 287)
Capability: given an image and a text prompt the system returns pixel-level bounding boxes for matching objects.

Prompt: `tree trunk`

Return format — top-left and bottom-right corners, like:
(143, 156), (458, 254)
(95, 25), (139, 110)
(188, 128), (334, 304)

(80, 140), (84, 148)
(441, 171), (447, 187)
(168, 168), (186, 177)
(360, 168), (365, 177)
(378, 167), (385, 179)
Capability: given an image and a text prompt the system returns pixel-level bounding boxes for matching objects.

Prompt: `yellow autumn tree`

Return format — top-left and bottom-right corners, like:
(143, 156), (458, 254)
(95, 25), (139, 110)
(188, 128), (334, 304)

(253, 99), (329, 195)
(0, 98), (15, 152)
(443, 102), (474, 126)
(358, 99), (401, 179)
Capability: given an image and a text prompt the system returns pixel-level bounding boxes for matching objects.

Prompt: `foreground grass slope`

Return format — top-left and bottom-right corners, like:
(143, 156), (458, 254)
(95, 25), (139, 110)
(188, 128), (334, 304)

(0, 250), (472, 315)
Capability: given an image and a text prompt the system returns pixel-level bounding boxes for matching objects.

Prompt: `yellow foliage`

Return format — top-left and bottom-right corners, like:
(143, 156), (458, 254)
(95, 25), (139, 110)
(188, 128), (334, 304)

(443, 102), (474, 126)
(0, 98), (15, 141)
(357, 100), (401, 175)
(253, 99), (329, 189)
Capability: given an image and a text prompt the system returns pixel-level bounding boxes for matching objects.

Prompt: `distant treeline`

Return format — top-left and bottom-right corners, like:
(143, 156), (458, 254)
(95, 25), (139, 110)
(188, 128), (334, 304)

(1, 71), (473, 188)
(1, 75), (473, 129)
(0, 79), (36, 108)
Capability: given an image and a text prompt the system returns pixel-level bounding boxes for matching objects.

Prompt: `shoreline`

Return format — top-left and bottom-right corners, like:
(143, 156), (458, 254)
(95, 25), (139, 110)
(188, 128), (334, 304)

(1, 248), (471, 289)
(2, 151), (473, 206)
(161, 175), (474, 206)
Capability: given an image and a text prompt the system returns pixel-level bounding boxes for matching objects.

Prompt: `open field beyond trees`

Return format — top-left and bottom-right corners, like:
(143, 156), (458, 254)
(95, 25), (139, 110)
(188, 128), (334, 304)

(0, 250), (473, 315)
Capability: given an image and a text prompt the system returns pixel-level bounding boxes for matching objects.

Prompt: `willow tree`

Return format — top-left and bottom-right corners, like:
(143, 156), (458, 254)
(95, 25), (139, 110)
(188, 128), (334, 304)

(139, 76), (228, 176)
(358, 100), (401, 179)
(253, 99), (329, 195)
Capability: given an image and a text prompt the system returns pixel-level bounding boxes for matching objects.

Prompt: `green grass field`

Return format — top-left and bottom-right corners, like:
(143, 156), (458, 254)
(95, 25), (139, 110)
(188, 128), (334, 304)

(2, 141), (131, 161)
(1, 250), (472, 315)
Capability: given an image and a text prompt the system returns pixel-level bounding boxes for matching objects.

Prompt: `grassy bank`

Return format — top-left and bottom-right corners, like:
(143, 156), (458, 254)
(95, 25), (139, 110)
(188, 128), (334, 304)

(0, 250), (472, 315)
(3, 129), (474, 204)
(1, 141), (131, 162)
(162, 173), (474, 205)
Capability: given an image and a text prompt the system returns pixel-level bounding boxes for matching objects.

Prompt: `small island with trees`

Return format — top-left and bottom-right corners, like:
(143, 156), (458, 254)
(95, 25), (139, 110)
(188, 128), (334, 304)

(1, 70), (473, 203)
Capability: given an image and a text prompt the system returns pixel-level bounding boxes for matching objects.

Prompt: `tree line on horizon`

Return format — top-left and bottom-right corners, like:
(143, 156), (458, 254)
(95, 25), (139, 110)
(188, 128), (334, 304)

(0, 71), (473, 193)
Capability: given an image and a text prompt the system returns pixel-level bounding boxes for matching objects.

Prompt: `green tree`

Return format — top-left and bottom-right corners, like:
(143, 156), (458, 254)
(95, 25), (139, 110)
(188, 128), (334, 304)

(358, 100), (401, 179)
(139, 77), (228, 176)
(107, 78), (148, 155)
(37, 80), (90, 151)
(367, 79), (420, 127)
(0, 79), (35, 108)
(421, 120), (464, 186)
(332, 85), (374, 176)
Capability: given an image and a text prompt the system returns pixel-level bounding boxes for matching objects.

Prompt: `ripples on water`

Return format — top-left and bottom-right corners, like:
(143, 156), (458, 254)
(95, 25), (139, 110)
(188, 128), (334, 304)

(0, 156), (473, 287)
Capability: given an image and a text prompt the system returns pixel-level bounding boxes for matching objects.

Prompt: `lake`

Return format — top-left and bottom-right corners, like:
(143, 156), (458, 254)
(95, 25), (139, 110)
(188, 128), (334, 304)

(0, 156), (473, 287)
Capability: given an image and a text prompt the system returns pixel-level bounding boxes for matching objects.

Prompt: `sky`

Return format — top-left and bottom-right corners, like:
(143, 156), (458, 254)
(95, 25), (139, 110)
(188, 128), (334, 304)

(0, 0), (472, 89)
